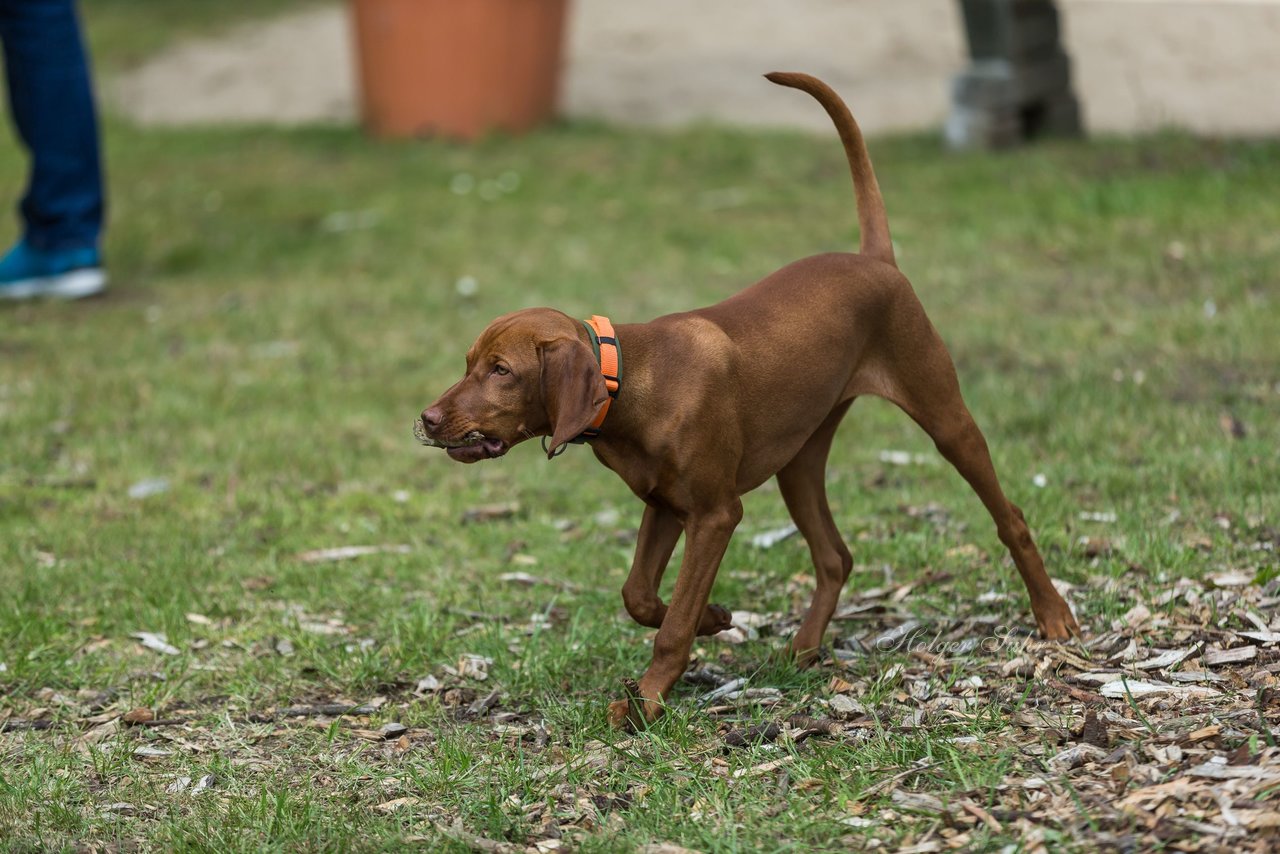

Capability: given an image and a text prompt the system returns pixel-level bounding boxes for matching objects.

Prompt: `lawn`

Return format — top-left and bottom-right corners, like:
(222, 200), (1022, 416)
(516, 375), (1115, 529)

(1, 3), (1277, 852)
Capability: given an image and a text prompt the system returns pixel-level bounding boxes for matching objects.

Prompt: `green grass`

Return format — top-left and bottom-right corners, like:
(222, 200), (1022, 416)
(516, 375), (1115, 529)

(1, 4), (1277, 851)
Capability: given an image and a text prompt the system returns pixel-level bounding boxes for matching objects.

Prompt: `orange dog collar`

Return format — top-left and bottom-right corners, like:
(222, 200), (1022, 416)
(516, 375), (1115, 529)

(575, 314), (620, 442)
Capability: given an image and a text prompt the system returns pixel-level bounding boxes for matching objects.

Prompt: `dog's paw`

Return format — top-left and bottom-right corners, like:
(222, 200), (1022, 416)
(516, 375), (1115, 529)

(790, 642), (825, 669)
(1037, 607), (1082, 642)
(606, 678), (662, 731)
(697, 603), (734, 636)
(606, 698), (636, 731)
(606, 678), (643, 731)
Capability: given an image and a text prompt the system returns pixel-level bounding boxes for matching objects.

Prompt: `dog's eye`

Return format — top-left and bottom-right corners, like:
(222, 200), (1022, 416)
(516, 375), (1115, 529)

(491, 364), (510, 377)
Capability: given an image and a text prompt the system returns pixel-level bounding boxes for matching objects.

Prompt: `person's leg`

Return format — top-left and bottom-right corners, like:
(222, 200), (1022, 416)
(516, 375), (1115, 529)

(0, 0), (104, 252)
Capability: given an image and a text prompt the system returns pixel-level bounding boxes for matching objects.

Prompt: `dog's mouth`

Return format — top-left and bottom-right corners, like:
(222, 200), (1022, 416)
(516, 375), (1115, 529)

(412, 420), (508, 463)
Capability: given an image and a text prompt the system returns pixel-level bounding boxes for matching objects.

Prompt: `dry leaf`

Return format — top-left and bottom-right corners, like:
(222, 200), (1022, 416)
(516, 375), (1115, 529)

(1135, 645), (1199, 670)
(497, 571), (576, 590)
(1048, 743), (1108, 772)
(749, 524), (798, 549)
(1203, 646), (1257, 666)
(828, 675), (858, 694)
(458, 654), (492, 681)
(1208, 571), (1253, 588)
(133, 745), (172, 758)
(732, 756), (794, 779)
(829, 694), (865, 719)
(295, 544), (410, 563)
(131, 632), (179, 656)
(462, 502), (520, 523)
(1186, 760), (1280, 781)
(1099, 679), (1220, 699)
(374, 797), (421, 814)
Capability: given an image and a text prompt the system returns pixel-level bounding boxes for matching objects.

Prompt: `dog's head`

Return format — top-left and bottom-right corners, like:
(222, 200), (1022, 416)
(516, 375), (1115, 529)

(418, 308), (609, 463)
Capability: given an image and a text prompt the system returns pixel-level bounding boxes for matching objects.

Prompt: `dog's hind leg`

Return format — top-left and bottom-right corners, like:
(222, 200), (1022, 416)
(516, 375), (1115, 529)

(778, 400), (856, 666)
(873, 324), (1080, 640)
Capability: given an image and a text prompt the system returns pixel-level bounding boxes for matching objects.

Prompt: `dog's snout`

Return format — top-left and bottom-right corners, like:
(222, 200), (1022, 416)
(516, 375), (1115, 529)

(421, 406), (443, 431)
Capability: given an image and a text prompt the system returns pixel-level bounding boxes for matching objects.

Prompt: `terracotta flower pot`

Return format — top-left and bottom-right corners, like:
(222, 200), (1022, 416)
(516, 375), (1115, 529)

(349, 0), (570, 140)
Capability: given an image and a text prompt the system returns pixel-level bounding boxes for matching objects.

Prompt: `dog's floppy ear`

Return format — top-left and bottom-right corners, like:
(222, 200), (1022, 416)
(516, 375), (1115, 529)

(540, 337), (608, 458)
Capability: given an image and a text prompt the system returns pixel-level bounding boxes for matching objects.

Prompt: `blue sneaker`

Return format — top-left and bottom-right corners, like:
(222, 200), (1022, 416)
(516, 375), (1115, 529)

(0, 239), (106, 300)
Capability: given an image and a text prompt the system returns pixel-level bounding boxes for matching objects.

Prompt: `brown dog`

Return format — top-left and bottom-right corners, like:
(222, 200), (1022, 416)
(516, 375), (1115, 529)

(418, 72), (1080, 729)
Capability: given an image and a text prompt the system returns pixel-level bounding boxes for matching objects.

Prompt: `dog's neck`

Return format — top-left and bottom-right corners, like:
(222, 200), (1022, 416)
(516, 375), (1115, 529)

(576, 321), (659, 476)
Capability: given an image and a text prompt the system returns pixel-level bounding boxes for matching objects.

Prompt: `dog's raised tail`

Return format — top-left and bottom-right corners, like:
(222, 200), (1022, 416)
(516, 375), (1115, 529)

(765, 72), (895, 268)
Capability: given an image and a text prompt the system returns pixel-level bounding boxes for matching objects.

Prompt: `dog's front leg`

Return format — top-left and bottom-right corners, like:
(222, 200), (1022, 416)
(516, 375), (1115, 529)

(619, 504), (683, 628)
(621, 503), (735, 634)
(608, 499), (742, 730)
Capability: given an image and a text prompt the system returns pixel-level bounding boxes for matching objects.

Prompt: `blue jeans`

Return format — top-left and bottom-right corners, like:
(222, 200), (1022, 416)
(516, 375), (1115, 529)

(0, 0), (103, 251)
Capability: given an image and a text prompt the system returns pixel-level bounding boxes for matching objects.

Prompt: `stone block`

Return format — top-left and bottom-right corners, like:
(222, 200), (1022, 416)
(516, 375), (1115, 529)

(945, 103), (1022, 150)
(960, 0), (1060, 60)
(1034, 92), (1083, 137)
(952, 52), (1072, 109)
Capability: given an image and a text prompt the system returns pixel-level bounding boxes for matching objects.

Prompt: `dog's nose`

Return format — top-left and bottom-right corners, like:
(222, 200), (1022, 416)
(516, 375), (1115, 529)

(421, 406), (443, 432)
